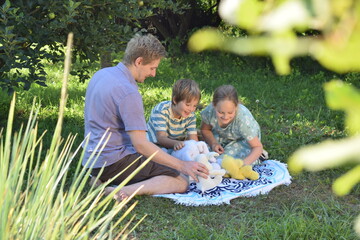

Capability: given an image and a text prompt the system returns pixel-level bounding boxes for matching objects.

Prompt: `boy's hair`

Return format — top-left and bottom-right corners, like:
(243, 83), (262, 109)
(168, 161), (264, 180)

(212, 85), (239, 106)
(172, 79), (201, 105)
(123, 34), (167, 66)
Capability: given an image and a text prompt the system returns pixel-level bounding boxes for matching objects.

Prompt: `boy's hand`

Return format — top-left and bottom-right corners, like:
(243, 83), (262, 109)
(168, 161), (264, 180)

(173, 141), (185, 150)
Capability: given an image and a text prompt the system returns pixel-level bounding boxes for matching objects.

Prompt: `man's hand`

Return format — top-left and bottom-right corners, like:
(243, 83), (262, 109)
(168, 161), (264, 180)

(180, 161), (209, 182)
(173, 141), (185, 150)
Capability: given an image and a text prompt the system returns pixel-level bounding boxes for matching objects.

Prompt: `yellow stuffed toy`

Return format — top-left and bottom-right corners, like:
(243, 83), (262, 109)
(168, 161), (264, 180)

(221, 155), (259, 180)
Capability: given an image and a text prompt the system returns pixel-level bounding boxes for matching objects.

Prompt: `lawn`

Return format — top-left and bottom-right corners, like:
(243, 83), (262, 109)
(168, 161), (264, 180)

(1, 52), (359, 239)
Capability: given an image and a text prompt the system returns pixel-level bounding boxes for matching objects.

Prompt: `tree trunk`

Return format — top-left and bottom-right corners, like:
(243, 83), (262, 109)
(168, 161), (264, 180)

(100, 51), (112, 68)
(178, 9), (194, 38)
(148, 16), (172, 40)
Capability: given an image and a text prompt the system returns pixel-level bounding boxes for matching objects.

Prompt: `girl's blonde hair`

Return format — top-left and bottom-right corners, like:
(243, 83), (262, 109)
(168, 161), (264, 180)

(212, 85), (239, 106)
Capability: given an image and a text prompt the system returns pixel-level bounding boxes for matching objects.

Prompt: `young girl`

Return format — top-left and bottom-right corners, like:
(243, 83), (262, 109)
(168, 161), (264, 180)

(200, 85), (265, 166)
(147, 79), (201, 152)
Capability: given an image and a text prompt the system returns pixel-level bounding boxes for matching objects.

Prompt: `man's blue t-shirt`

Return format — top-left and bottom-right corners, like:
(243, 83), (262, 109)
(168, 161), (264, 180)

(83, 62), (147, 168)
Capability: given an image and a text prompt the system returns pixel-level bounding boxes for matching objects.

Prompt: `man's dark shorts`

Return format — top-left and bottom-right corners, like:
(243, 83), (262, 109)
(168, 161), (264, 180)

(91, 153), (180, 185)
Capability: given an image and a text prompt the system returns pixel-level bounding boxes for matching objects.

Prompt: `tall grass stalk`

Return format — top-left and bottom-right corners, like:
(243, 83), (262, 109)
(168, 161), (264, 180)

(0, 33), (147, 239)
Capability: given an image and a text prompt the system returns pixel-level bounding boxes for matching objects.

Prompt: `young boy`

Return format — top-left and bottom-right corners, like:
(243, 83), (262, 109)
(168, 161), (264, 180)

(147, 79), (201, 152)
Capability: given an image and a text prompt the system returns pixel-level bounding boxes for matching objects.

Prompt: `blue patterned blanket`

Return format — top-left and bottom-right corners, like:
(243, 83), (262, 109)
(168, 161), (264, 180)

(154, 160), (291, 206)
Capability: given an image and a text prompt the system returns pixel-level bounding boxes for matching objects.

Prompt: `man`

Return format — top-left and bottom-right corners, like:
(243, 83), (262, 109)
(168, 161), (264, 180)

(83, 34), (208, 200)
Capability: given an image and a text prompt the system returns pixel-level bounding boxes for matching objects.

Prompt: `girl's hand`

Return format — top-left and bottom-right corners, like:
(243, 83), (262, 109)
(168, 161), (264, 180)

(174, 141), (185, 150)
(211, 143), (224, 154)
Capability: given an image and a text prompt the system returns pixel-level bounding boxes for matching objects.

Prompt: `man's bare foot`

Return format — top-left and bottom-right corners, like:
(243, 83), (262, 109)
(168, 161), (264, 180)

(104, 186), (129, 202)
(89, 176), (103, 187)
(90, 177), (129, 202)
(113, 190), (129, 202)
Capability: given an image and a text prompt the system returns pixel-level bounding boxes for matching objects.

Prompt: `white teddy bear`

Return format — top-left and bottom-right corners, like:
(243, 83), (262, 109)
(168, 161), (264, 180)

(171, 140), (226, 192)
(170, 139), (209, 161)
(194, 152), (227, 192)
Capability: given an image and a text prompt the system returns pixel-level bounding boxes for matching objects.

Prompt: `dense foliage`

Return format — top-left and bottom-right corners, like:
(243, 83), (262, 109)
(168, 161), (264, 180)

(0, 0), (221, 94)
(0, 0), (150, 93)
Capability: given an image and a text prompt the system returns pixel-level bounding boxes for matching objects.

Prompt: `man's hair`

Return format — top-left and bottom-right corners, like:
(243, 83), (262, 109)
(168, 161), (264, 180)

(123, 34), (167, 65)
(212, 85), (239, 106)
(172, 79), (201, 105)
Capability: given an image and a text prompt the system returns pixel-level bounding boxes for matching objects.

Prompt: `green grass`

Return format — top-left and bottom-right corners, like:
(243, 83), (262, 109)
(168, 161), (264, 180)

(1, 52), (359, 239)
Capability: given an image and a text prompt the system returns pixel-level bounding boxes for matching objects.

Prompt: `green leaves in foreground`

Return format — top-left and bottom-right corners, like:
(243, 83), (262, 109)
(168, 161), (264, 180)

(0, 95), (145, 239)
(288, 80), (360, 235)
(325, 81), (360, 135)
(289, 80), (360, 191)
(188, 0), (360, 75)
(188, 0), (360, 236)
(0, 33), (147, 239)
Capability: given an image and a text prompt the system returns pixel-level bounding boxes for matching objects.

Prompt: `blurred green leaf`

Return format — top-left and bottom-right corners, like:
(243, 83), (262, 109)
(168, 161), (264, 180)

(288, 135), (360, 173)
(188, 28), (225, 52)
(333, 165), (360, 196)
(324, 80), (360, 135)
(189, 28), (311, 74)
(315, 31), (360, 73)
(191, 0), (360, 75)
(237, 0), (264, 29)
